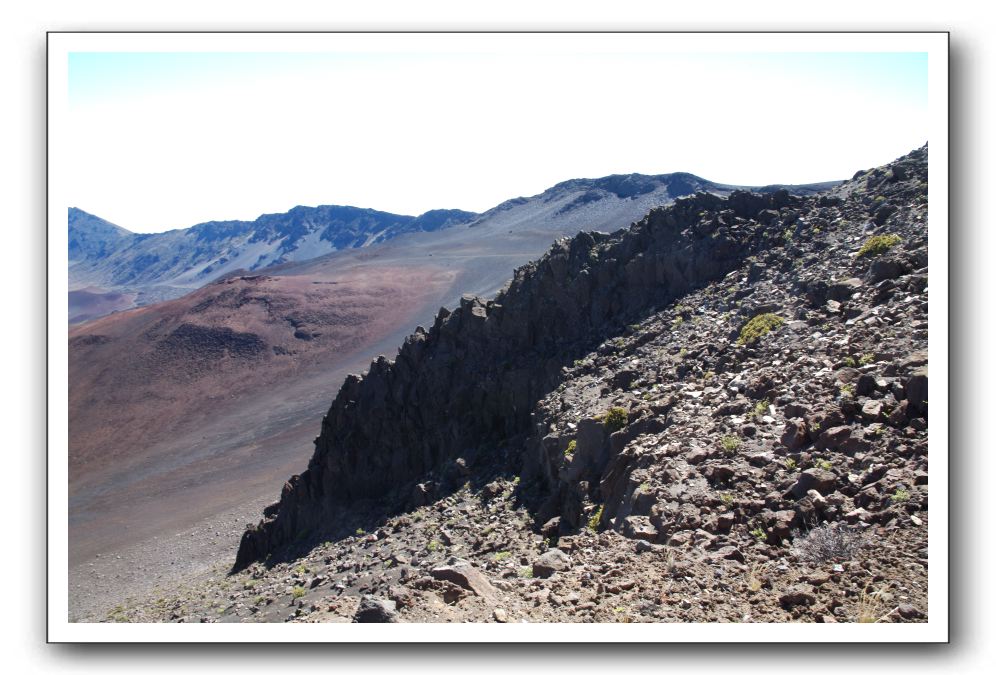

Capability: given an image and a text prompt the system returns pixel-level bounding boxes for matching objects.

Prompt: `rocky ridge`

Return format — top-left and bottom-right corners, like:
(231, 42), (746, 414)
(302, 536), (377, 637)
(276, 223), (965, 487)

(113, 146), (928, 623)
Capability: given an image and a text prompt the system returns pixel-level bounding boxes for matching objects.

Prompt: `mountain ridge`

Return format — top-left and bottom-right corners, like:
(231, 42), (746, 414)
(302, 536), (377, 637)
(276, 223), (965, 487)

(67, 171), (842, 324)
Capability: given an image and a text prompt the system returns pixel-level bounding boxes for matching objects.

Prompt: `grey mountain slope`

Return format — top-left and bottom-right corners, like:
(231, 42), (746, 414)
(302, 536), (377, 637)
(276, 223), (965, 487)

(68, 205), (478, 293)
(68, 207), (135, 263)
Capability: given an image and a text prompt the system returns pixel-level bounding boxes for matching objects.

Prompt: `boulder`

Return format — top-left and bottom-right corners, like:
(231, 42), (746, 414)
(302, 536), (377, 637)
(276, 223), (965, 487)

(430, 561), (499, 603)
(788, 468), (837, 499)
(780, 584), (816, 608)
(622, 515), (658, 542)
(353, 595), (399, 623)
(532, 549), (572, 578)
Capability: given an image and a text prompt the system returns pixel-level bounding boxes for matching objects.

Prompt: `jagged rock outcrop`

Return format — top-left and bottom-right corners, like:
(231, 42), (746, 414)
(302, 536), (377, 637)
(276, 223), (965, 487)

(234, 186), (806, 570)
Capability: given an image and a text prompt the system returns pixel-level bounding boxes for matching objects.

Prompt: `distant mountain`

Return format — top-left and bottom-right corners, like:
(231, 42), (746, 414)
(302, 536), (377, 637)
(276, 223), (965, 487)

(68, 204), (478, 293)
(67, 172), (841, 323)
(68, 208), (134, 263)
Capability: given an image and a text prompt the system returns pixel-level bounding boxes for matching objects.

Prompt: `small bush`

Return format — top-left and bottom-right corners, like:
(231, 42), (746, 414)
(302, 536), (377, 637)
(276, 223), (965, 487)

(588, 505), (604, 532)
(857, 233), (901, 257)
(745, 562), (766, 592)
(602, 407), (628, 433)
(291, 586), (306, 599)
(720, 435), (741, 454)
(892, 488), (911, 503)
(856, 585), (888, 623)
(737, 313), (785, 345)
(494, 551), (512, 562)
(792, 522), (865, 564)
(565, 440), (577, 457)
(752, 400), (770, 419)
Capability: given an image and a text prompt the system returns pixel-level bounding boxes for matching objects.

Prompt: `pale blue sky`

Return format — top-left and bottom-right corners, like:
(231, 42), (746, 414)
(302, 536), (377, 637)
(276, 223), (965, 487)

(67, 49), (928, 233)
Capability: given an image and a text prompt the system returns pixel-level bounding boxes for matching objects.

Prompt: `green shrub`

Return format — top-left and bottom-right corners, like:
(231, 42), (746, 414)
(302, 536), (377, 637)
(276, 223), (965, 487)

(602, 407), (628, 433)
(291, 586), (306, 599)
(720, 435), (741, 454)
(857, 234), (901, 257)
(494, 551), (512, 562)
(737, 313), (784, 345)
(753, 399), (770, 419)
(588, 505), (604, 532)
(565, 440), (577, 457)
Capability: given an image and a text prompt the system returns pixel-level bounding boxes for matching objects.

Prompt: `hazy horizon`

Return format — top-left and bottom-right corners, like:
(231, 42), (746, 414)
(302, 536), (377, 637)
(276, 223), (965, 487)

(67, 38), (928, 234)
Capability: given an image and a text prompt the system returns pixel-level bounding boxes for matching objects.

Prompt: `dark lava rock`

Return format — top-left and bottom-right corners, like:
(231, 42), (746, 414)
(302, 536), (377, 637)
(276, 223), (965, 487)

(788, 468), (837, 499)
(353, 595), (399, 623)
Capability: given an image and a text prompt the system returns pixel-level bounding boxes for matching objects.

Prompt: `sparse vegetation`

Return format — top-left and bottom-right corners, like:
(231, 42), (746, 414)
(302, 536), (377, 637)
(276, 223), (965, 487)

(792, 522), (865, 564)
(859, 353), (875, 365)
(737, 313), (784, 345)
(745, 562), (766, 592)
(753, 399), (770, 419)
(518, 566), (534, 579)
(857, 233), (901, 257)
(588, 505), (604, 532)
(291, 586), (306, 599)
(784, 458), (797, 470)
(856, 585), (888, 623)
(720, 435), (742, 454)
(892, 488), (911, 503)
(494, 551), (512, 562)
(565, 440), (577, 457)
(601, 407), (628, 433)
(750, 526), (767, 542)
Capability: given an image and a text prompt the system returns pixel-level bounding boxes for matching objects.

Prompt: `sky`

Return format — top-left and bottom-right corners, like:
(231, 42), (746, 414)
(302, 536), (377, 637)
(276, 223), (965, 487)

(66, 44), (928, 233)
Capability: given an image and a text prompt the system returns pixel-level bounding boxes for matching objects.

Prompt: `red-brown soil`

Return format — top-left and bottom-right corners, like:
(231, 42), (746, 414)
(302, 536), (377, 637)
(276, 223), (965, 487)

(68, 264), (456, 572)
